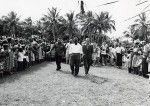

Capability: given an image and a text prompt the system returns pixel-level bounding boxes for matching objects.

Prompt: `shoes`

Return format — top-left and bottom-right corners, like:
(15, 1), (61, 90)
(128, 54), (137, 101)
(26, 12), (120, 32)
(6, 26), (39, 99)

(143, 74), (149, 79)
(71, 71), (74, 75)
(56, 68), (61, 71)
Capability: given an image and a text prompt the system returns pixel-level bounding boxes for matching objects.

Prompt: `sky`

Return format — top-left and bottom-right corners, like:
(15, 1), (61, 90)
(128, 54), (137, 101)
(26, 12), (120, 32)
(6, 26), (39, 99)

(0, 0), (150, 38)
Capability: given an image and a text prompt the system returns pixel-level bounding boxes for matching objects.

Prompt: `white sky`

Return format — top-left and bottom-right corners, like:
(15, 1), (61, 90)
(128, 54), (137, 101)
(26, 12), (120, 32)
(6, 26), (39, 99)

(0, 0), (150, 38)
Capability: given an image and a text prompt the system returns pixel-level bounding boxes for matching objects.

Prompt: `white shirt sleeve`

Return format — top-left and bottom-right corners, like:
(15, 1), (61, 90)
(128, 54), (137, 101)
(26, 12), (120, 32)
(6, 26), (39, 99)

(80, 45), (83, 54)
(69, 44), (72, 54)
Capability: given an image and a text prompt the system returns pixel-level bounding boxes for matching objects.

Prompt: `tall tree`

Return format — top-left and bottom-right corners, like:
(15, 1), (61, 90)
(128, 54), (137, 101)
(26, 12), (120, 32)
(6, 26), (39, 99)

(22, 17), (33, 38)
(81, 11), (115, 43)
(65, 12), (78, 39)
(43, 7), (64, 42)
(81, 11), (95, 39)
(131, 12), (150, 41)
(2, 11), (20, 37)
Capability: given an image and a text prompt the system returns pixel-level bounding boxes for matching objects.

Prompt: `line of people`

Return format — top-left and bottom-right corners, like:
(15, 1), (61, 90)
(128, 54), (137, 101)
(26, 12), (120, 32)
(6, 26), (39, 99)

(50, 37), (93, 76)
(50, 37), (149, 78)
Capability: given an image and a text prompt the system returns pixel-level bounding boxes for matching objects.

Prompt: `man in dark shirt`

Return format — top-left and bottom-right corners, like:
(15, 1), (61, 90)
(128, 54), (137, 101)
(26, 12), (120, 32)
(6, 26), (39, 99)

(50, 39), (65, 71)
(82, 38), (93, 75)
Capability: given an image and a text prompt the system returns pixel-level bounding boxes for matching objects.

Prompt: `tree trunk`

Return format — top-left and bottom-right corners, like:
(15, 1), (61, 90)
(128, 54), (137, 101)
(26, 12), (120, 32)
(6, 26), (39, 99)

(52, 24), (56, 42)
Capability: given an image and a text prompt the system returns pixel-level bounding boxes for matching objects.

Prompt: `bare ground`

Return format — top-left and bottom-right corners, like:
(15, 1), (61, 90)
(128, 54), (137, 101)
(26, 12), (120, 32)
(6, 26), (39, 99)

(0, 62), (150, 106)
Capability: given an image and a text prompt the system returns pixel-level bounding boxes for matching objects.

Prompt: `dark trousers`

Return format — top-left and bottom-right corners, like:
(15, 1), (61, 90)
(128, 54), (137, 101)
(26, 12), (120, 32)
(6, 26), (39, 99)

(83, 56), (93, 74)
(23, 58), (27, 69)
(116, 53), (122, 67)
(133, 67), (139, 75)
(17, 61), (23, 71)
(128, 67), (133, 73)
(142, 58), (148, 75)
(55, 55), (62, 70)
(101, 54), (107, 65)
(70, 53), (80, 76)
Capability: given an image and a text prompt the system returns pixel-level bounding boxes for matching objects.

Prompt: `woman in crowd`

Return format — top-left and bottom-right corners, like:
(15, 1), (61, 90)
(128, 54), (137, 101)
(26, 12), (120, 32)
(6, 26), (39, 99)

(109, 44), (116, 66)
(17, 47), (24, 71)
(92, 42), (98, 66)
(101, 42), (108, 66)
(132, 43), (142, 75)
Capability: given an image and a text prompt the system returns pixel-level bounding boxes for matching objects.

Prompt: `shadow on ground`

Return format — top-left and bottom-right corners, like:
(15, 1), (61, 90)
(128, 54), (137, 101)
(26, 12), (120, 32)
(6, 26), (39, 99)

(59, 69), (110, 85)
(0, 62), (52, 84)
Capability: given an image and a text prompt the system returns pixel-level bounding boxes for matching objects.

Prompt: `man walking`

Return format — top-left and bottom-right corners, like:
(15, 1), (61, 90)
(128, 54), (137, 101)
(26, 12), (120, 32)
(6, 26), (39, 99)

(69, 37), (83, 76)
(50, 39), (65, 71)
(82, 38), (93, 75)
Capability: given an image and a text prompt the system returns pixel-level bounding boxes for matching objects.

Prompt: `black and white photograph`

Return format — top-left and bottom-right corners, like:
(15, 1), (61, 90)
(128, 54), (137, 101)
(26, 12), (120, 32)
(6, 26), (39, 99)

(0, 0), (150, 105)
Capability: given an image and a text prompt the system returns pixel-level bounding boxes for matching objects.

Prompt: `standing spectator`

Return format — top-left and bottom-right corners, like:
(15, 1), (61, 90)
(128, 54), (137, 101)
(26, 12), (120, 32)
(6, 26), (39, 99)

(82, 38), (93, 75)
(17, 48), (24, 71)
(132, 44), (142, 75)
(69, 37), (83, 76)
(38, 43), (43, 63)
(50, 39), (66, 71)
(92, 42), (98, 66)
(116, 43), (125, 69)
(127, 49), (133, 73)
(101, 42), (108, 66)
(142, 41), (149, 78)
(109, 45), (116, 66)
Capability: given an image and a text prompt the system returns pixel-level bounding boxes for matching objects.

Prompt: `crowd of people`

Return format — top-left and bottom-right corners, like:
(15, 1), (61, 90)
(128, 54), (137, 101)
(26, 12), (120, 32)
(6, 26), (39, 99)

(0, 36), (52, 76)
(0, 36), (149, 79)
(51, 37), (150, 79)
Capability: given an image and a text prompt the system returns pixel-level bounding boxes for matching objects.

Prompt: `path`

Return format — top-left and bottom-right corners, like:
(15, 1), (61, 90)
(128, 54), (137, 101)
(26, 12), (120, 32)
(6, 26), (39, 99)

(0, 62), (150, 106)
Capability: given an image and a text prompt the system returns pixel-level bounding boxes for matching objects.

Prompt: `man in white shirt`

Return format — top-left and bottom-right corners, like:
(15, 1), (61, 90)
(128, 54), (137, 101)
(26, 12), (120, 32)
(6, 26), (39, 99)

(69, 37), (83, 76)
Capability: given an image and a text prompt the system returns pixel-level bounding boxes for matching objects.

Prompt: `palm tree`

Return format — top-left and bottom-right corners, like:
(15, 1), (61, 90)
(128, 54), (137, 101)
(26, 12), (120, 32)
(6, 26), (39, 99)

(93, 12), (115, 34)
(82, 11), (115, 43)
(2, 11), (20, 37)
(81, 11), (95, 39)
(65, 12), (78, 39)
(43, 7), (64, 42)
(22, 17), (33, 38)
(131, 12), (150, 41)
(93, 12), (115, 43)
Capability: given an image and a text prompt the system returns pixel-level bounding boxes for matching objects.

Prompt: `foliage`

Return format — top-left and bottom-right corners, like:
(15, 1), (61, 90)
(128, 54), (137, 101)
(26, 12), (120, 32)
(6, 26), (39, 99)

(127, 12), (150, 41)
(0, 8), (116, 43)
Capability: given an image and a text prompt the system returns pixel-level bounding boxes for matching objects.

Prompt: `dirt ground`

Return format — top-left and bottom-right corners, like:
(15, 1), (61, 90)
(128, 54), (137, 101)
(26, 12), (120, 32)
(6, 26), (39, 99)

(0, 62), (150, 106)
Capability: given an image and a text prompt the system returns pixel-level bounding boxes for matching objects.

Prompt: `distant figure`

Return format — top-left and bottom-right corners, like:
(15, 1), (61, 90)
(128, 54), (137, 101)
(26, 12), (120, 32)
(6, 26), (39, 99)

(50, 39), (65, 71)
(82, 38), (93, 75)
(65, 39), (73, 64)
(69, 37), (83, 76)
(116, 43), (125, 69)
(101, 42), (108, 66)
(142, 41), (149, 78)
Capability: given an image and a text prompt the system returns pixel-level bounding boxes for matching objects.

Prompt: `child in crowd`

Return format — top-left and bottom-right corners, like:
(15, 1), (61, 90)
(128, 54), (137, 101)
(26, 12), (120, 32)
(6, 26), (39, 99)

(127, 49), (133, 73)
(92, 43), (98, 66)
(17, 48), (24, 71)
(109, 45), (116, 66)
(132, 44), (142, 75)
